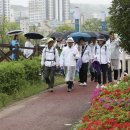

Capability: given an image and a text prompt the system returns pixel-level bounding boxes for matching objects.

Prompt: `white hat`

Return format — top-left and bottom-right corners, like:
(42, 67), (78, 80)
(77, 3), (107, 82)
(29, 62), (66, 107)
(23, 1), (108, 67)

(66, 37), (74, 43)
(47, 38), (54, 44)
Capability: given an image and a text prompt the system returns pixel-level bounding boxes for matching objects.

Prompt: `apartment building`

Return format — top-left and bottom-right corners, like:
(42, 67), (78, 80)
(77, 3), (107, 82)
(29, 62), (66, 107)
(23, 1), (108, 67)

(29, 0), (70, 24)
(0, 0), (10, 22)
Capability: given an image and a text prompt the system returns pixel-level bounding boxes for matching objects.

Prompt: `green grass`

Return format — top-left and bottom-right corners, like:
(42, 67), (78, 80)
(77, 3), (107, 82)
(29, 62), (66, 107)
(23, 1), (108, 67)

(0, 76), (65, 110)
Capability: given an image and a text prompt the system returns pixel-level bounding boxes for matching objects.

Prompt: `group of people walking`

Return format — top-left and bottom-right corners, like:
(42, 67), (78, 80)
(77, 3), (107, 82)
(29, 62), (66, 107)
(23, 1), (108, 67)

(41, 31), (123, 92)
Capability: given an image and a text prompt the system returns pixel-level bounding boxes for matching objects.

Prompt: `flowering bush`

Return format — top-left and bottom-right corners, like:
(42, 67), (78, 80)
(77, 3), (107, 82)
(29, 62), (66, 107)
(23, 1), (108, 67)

(76, 80), (130, 130)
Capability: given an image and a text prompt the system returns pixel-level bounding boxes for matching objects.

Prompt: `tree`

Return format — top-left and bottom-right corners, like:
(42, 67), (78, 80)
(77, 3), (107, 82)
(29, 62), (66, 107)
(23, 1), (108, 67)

(5, 22), (20, 31)
(81, 18), (111, 32)
(81, 18), (102, 32)
(109, 0), (130, 54)
(0, 21), (20, 44)
(56, 24), (74, 32)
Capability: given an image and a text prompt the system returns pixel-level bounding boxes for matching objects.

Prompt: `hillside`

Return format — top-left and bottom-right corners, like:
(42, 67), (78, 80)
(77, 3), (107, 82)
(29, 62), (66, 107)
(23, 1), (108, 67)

(70, 3), (110, 18)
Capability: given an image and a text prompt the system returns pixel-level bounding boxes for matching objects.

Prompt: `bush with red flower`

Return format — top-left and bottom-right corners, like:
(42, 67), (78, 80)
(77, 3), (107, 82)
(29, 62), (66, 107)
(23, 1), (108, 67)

(75, 79), (130, 130)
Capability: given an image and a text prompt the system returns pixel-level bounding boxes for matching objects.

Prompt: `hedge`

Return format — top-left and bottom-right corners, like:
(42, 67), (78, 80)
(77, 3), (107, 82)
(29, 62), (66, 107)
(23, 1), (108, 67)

(0, 59), (41, 95)
(20, 59), (40, 81)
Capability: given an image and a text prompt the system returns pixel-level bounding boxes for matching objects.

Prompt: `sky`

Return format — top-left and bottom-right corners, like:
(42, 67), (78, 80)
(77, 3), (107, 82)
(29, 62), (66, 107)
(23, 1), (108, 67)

(10, 0), (112, 7)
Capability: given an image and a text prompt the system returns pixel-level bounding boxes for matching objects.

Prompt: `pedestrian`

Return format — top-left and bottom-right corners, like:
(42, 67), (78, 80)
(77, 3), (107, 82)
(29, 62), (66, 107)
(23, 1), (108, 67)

(106, 31), (121, 82)
(78, 37), (91, 86)
(89, 37), (98, 82)
(51, 37), (57, 48)
(41, 38), (60, 92)
(24, 37), (34, 58)
(60, 37), (79, 92)
(93, 35), (110, 88)
(10, 35), (19, 60)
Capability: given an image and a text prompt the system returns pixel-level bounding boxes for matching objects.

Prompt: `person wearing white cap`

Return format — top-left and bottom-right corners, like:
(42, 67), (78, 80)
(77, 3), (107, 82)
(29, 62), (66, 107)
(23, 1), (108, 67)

(94, 35), (110, 88)
(60, 37), (80, 92)
(41, 38), (60, 92)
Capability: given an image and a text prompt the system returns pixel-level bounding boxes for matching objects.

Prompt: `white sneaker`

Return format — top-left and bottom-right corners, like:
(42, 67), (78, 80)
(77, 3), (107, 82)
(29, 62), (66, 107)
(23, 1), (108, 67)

(79, 83), (84, 86)
(83, 82), (87, 86)
(96, 84), (101, 88)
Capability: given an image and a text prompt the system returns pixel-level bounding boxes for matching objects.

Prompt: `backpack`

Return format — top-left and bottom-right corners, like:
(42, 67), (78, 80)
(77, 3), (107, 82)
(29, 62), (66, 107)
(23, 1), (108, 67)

(44, 47), (56, 62)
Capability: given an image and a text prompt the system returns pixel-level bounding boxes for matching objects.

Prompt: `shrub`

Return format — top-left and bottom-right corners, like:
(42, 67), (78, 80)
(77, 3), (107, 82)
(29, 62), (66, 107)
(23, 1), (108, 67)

(0, 93), (9, 107)
(0, 62), (25, 94)
(20, 59), (40, 81)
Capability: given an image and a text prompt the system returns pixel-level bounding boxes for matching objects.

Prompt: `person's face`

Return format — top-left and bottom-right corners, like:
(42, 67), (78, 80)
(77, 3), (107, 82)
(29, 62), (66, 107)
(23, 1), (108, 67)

(110, 33), (115, 40)
(79, 40), (85, 45)
(92, 38), (96, 44)
(15, 35), (19, 40)
(98, 40), (104, 45)
(67, 42), (73, 48)
(48, 41), (54, 48)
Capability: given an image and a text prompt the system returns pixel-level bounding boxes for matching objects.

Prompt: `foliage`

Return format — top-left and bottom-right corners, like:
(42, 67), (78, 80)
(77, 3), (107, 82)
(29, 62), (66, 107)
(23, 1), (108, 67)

(56, 24), (74, 32)
(0, 58), (41, 94)
(109, 0), (130, 54)
(0, 93), (9, 107)
(5, 22), (20, 31)
(75, 80), (130, 130)
(81, 18), (111, 32)
(81, 18), (102, 32)
(0, 62), (25, 94)
(0, 76), (65, 109)
(20, 59), (40, 81)
(0, 21), (20, 44)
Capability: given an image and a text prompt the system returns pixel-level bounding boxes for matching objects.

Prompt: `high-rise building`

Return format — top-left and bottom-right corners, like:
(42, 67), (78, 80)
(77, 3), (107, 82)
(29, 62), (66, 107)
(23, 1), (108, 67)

(29, 0), (70, 24)
(0, 0), (10, 22)
(29, 0), (46, 24)
(20, 18), (30, 33)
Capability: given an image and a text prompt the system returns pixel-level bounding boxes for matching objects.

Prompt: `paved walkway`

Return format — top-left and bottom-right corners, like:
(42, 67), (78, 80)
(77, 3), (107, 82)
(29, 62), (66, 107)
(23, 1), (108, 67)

(0, 81), (96, 130)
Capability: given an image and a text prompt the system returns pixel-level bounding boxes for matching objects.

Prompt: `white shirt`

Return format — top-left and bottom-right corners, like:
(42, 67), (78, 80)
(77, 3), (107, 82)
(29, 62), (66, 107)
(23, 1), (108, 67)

(81, 44), (91, 63)
(106, 39), (121, 60)
(60, 46), (80, 67)
(94, 44), (110, 64)
(89, 43), (97, 60)
(41, 46), (59, 67)
(24, 41), (34, 58)
(75, 44), (82, 57)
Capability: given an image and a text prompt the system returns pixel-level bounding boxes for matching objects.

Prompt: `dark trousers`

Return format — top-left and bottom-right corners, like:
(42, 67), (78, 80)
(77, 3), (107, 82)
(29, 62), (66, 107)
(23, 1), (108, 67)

(79, 63), (88, 83)
(90, 63), (97, 81)
(114, 70), (118, 80)
(90, 71), (97, 82)
(97, 64), (107, 85)
(44, 66), (56, 88)
(66, 81), (73, 89)
(107, 67), (112, 82)
(107, 68), (119, 81)
(120, 60), (122, 77)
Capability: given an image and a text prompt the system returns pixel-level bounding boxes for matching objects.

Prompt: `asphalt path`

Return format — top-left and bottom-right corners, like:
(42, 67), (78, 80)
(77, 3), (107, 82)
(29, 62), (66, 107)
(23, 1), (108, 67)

(0, 81), (96, 130)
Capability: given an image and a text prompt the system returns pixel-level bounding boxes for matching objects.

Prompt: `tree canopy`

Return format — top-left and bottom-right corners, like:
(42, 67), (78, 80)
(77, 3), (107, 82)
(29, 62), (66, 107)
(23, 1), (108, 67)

(81, 18), (102, 32)
(56, 24), (74, 32)
(109, 0), (130, 53)
(81, 18), (111, 32)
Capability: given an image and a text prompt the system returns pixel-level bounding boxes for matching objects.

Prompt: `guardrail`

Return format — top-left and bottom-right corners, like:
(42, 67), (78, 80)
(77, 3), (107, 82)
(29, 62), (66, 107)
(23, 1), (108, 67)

(0, 44), (44, 61)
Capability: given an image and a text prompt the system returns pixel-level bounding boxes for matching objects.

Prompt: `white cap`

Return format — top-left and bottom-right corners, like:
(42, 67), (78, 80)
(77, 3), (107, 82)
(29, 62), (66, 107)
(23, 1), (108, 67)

(66, 37), (74, 43)
(47, 38), (54, 44)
